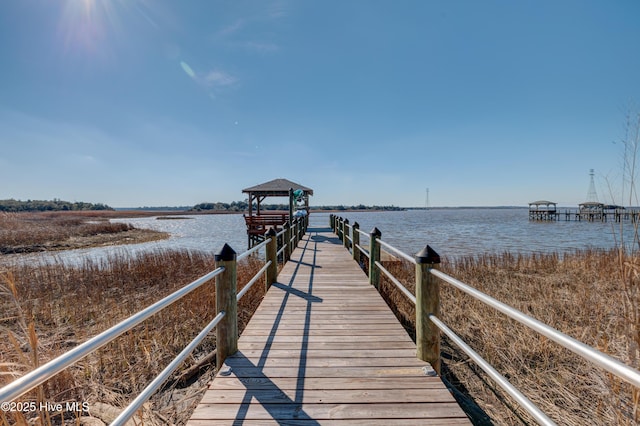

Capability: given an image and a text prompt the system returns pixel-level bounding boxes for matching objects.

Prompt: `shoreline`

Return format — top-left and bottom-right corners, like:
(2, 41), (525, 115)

(0, 228), (169, 255)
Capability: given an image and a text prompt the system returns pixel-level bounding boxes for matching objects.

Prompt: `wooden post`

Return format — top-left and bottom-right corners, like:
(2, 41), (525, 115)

(330, 214), (334, 231)
(415, 245), (441, 374)
(369, 227), (382, 289)
(352, 222), (360, 263)
(265, 228), (277, 290)
(283, 222), (291, 262)
(215, 243), (238, 371)
(343, 219), (350, 249)
(336, 217), (343, 240)
(288, 188), (294, 227)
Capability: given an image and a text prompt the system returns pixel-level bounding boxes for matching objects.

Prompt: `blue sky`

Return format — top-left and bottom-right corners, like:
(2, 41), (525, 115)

(1, 1), (639, 208)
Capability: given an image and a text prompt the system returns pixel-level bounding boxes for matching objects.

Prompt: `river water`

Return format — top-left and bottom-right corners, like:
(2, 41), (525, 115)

(1, 209), (635, 267)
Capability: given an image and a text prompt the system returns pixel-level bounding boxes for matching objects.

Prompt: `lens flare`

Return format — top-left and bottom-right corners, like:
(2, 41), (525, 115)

(180, 61), (196, 79)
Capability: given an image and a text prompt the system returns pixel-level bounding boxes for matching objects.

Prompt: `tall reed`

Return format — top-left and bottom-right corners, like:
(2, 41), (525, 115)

(378, 248), (638, 425)
(1, 249), (266, 425)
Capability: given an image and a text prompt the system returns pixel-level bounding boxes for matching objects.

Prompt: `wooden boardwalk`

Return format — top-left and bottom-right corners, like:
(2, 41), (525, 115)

(188, 224), (471, 425)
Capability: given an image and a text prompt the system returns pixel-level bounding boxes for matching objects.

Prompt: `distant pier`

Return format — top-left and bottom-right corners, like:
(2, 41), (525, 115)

(529, 200), (640, 222)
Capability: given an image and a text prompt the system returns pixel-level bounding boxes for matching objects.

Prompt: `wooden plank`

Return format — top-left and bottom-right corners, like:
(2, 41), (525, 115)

(239, 356), (429, 369)
(199, 388), (456, 404)
(189, 402), (467, 421)
(209, 376), (448, 391)
(188, 419), (472, 425)
(238, 341), (418, 351)
(233, 349), (419, 359)
(219, 366), (436, 379)
(237, 335), (415, 344)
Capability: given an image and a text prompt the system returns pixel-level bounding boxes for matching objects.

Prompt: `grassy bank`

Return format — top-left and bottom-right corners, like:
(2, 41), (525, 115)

(1, 250), (267, 425)
(378, 249), (639, 425)
(0, 211), (168, 254)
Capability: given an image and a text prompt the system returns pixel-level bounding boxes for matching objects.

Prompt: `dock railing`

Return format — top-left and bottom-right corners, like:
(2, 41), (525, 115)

(331, 213), (640, 426)
(0, 217), (308, 425)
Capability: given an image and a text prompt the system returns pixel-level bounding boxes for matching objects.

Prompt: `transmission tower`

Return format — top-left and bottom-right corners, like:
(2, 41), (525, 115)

(586, 169), (599, 202)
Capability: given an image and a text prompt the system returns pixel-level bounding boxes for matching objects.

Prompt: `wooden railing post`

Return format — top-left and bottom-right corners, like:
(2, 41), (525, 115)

(368, 227), (382, 289)
(215, 243), (238, 371)
(288, 188), (294, 227)
(343, 219), (350, 249)
(352, 222), (360, 263)
(266, 228), (277, 290)
(330, 214), (335, 231)
(283, 222), (291, 262)
(336, 217), (343, 240)
(415, 245), (441, 374)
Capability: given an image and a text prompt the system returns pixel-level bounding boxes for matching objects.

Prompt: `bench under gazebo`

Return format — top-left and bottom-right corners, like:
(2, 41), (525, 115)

(242, 178), (313, 248)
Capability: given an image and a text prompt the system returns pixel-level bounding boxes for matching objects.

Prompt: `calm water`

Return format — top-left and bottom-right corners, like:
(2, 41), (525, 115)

(2, 209), (635, 266)
(328, 209), (633, 259)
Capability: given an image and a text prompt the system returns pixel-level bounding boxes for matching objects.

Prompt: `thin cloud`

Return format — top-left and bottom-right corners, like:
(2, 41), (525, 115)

(211, 2), (287, 54)
(179, 62), (239, 92)
(240, 41), (280, 54)
(204, 70), (238, 88)
(217, 18), (246, 38)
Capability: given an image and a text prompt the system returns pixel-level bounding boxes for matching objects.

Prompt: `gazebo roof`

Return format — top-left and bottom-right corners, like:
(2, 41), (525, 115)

(529, 200), (556, 206)
(242, 178), (314, 196)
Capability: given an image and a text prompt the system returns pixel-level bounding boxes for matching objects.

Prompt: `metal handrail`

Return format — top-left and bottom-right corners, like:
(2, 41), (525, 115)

(377, 238), (416, 264)
(237, 237), (272, 261)
(371, 232), (640, 388)
(429, 315), (555, 426)
(277, 246), (286, 258)
(375, 261), (416, 304)
(355, 228), (369, 239)
(355, 244), (370, 258)
(111, 311), (226, 426)
(237, 261), (271, 301)
(0, 267), (225, 403)
(430, 269), (640, 389)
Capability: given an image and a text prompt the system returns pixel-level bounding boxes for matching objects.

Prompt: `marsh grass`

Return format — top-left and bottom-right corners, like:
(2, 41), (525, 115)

(377, 249), (639, 425)
(1, 249), (267, 425)
(0, 212), (143, 254)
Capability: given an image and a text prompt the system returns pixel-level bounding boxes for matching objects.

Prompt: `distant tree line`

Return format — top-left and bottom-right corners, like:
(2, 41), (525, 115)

(192, 201), (250, 212)
(191, 201), (403, 212)
(0, 199), (113, 212)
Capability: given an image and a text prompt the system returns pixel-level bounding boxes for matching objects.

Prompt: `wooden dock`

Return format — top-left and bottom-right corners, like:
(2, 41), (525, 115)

(188, 224), (471, 425)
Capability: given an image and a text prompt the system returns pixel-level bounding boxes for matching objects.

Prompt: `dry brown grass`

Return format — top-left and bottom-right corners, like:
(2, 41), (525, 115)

(376, 249), (640, 425)
(0, 249), (267, 425)
(0, 211), (164, 254)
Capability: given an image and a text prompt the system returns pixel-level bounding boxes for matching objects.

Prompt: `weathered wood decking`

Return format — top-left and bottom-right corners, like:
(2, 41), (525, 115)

(188, 224), (471, 425)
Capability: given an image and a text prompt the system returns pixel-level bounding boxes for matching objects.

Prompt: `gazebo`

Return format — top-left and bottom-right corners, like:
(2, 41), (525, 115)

(528, 200), (557, 220)
(579, 201), (605, 221)
(242, 178), (313, 248)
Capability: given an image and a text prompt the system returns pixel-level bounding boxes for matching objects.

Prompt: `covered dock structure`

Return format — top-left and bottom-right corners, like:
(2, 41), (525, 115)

(529, 200), (558, 220)
(242, 178), (313, 248)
